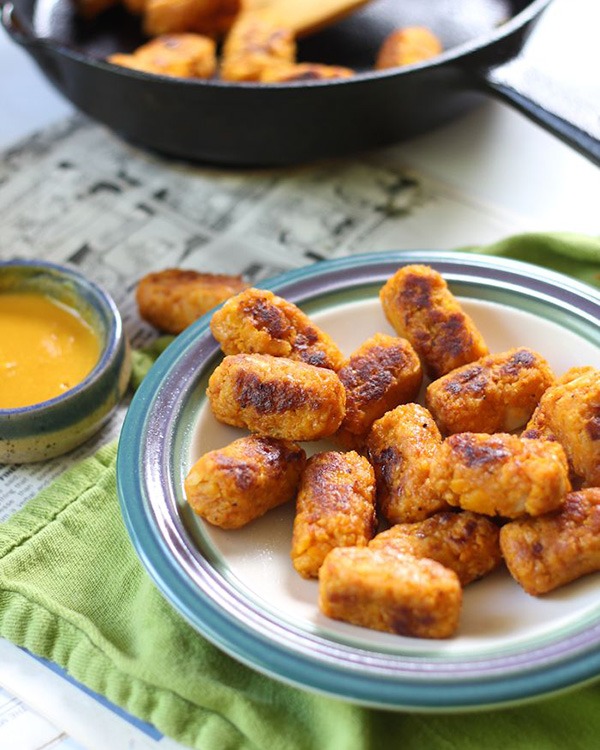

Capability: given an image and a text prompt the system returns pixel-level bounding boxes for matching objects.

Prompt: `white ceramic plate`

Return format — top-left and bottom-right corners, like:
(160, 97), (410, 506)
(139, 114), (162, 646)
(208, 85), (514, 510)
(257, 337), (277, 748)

(117, 251), (600, 710)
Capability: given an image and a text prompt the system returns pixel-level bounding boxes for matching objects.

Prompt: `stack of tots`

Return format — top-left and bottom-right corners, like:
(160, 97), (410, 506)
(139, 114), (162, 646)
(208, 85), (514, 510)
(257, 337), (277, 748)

(179, 264), (600, 639)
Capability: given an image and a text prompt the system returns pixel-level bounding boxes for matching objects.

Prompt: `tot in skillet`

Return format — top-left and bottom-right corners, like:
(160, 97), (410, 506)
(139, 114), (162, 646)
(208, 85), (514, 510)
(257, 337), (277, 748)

(335, 333), (422, 449)
(426, 347), (555, 435)
(184, 435), (306, 529)
(219, 13), (296, 82)
(375, 26), (443, 69)
(261, 62), (354, 82)
(380, 264), (488, 381)
(210, 287), (345, 370)
(291, 450), (376, 579)
(143, 0), (240, 37)
(319, 547), (462, 639)
(136, 268), (247, 333)
(523, 366), (600, 488)
(429, 432), (571, 518)
(108, 34), (218, 78)
(206, 353), (346, 441)
(369, 510), (502, 586)
(500, 487), (600, 596)
(366, 403), (446, 525)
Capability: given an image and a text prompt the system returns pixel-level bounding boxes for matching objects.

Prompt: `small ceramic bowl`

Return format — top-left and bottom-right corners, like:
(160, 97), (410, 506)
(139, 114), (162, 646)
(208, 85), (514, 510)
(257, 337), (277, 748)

(0, 259), (131, 463)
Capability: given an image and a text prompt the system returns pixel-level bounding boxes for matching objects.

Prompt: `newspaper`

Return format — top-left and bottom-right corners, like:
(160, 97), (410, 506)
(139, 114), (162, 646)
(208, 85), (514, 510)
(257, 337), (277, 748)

(0, 113), (527, 749)
(0, 639), (187, 750)
(0, 113), (527, 511)
(0, 684), (81, 750)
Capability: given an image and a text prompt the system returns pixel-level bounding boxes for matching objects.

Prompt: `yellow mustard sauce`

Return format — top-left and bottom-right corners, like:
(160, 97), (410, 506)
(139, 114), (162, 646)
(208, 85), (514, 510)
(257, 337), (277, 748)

(0, 292), (101, 408)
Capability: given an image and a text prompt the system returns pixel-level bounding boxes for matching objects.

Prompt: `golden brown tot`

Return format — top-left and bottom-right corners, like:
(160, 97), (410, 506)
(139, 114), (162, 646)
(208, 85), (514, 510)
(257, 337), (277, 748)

(500, 488), (600, 595)
(375, 26), (443, 69)
(336, 333), (422, 448)
(366, 403), (446, 524)
(136, 269), (247, 333)
(207, 353), (346, 441)
(108, 34), (217, 79)
(369, 510), (502, 586)
(522, 367), (592, 441)
(261, 63), (354, 81)
(210, 287), (345, 370)
(319, 547), (462, 639)
(291, 451), (376, 579)
(379, 264), (488, 380)
(184, 435), (306, 529)
(426, 347), (555, 435)
(523, 366), (600, 487)
(143, 0), (240, 37)
(220, 13), (296, 82)
(429, 433), (571, 518)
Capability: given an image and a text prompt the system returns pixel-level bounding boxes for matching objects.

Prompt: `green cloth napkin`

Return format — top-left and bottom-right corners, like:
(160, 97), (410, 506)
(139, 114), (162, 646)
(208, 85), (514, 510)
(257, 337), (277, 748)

(1, 232), (600, 750)
(130, 336), (176, 391)
(461, 231), (600, 288)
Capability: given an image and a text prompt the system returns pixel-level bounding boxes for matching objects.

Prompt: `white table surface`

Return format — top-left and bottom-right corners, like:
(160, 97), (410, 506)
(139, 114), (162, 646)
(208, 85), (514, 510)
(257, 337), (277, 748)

(0, 7), (599, 750)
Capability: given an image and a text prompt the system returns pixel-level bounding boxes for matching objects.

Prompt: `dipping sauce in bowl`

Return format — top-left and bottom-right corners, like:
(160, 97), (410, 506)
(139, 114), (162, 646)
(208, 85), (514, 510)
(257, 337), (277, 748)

(0, 292), (101, 408)
(0, 260), (131, 463)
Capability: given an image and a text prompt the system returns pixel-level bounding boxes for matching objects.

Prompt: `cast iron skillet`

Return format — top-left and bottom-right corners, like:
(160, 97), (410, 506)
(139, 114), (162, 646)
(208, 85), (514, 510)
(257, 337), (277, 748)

(1, 0), (599, 166)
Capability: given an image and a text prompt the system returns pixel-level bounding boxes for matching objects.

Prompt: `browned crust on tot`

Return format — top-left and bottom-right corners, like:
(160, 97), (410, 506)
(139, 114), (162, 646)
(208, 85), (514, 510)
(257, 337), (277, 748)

(260, 62), (354, 82)
(335, 333), (422, 446)
(366, 403), (446, 524)
(108, 34), (217, 79)
(291, 451), (376, 579)
(136, 268), (247, 332)
(426, 347), (555, 435)
(500, 488), (600, 595)
(319, 547), (462, 638)
(220, 13), (296, 82)
(184, 435), (306, 528)
(210, 287), (345, 370)
(369, 510), (502, 586)
(523, 366), (600, 487)
(206, 353), (346, 441)
(429, 432), (571, 518)
(379, 264), (488, 381)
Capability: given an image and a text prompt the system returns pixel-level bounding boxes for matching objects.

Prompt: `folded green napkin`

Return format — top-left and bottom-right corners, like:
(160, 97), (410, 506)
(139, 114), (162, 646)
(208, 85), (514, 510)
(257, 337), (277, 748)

(461, 231), (600, 288)
(1, 232), (600, 750)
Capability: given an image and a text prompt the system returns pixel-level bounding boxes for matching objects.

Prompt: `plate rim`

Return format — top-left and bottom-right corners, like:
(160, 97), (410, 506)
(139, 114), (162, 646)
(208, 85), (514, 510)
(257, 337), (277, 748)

(117, 250), (600, 710)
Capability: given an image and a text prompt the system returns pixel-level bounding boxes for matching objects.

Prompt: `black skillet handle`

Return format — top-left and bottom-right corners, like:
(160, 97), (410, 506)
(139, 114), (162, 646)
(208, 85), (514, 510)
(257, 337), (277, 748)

(481, 0), (600, 166)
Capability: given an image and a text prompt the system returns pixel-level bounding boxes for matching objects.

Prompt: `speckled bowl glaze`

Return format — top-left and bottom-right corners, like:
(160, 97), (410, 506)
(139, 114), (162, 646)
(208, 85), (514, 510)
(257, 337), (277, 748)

(0, 260), (131, 463)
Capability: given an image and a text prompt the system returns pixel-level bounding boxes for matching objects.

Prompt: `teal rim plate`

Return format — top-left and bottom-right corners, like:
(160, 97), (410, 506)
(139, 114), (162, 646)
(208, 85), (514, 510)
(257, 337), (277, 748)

(117, 251), (600, 711)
